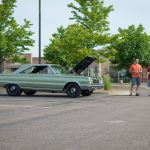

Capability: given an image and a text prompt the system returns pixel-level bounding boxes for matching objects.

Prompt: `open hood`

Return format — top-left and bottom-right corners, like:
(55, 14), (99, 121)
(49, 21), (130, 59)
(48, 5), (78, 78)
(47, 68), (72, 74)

(69, 56), (96, 75)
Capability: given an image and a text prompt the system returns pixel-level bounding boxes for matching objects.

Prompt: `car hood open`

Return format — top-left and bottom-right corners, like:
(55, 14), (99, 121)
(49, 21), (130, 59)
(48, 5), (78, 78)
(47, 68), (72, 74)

(69, 56), (96, 75)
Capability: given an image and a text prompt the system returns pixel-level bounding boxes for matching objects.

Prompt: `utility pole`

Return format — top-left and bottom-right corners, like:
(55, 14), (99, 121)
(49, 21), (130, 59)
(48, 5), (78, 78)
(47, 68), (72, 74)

(39, 0), (41, 64)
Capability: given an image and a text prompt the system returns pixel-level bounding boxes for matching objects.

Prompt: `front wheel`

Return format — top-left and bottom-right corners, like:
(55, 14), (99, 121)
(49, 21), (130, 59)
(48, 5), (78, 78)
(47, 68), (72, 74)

(81, 90), (93, 96)
(6, 84), (22, 96)
(66, 83), (81, 98)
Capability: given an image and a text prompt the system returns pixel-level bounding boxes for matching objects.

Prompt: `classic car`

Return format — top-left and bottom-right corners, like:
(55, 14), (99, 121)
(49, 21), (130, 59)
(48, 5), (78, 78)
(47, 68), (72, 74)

(0, 56), (103, 98)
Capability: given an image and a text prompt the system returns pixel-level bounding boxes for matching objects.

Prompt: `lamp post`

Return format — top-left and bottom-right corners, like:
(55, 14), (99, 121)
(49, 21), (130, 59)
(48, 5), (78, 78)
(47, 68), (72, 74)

(39, 0), (41, 64)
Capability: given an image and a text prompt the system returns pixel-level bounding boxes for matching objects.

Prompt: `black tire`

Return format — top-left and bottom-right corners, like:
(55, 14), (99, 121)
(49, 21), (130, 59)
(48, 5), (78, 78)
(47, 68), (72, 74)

(81, 90), (93, 96)
(24, 90), (36, 96)
(6, 84), (22, 96)
(66, 83), (81, 98)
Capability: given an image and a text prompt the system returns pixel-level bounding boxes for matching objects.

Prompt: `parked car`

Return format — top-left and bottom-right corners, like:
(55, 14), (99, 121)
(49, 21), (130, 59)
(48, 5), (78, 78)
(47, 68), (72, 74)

(0, 56), (103, 98)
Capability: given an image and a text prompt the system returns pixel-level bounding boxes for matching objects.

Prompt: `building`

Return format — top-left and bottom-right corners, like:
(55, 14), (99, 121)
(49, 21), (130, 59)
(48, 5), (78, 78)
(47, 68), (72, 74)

(3, 53), (111, 78)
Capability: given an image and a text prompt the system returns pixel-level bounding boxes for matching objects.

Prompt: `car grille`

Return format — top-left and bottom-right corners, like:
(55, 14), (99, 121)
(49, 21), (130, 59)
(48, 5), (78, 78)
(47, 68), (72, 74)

(93, 79), (100, 83)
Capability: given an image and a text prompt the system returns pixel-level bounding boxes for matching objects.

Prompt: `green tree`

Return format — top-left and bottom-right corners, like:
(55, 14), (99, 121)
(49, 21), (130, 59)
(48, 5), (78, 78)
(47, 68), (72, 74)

(0, 0), (34, 72)
(44, 0), (113, 69)
(109, 24), (150, 70)
(68, 0), (113, 34)
(44, 24), (94, 69)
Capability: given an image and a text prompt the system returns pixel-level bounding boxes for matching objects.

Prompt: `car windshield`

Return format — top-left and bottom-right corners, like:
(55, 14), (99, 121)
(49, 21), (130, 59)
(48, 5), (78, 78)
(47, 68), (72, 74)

(51, 65), (67, 74)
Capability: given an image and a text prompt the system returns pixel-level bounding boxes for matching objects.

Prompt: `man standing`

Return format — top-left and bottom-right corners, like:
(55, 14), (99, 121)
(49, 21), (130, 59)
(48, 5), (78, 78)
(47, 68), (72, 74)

(147, 61), (150, 88)
(129, 58), (142, 96)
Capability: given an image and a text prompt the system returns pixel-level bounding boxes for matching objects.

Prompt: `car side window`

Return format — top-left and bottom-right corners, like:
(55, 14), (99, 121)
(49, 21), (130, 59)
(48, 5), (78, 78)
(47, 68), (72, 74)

(20, 67), (34, 74)
(20, 66), (54, 74)
(48, 68), (54, 74)
(37, 67), (54, 74)
(38, 68), (48, 74)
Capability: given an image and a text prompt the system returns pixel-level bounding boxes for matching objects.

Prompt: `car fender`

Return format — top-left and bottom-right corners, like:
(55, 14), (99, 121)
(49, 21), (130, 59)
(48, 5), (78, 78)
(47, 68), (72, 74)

(63, 82), (80, 90)
(4, 83), (21, 88)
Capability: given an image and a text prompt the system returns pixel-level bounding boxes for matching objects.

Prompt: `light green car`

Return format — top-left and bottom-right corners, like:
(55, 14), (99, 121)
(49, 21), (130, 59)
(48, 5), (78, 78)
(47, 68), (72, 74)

(0, 57), (103, 98)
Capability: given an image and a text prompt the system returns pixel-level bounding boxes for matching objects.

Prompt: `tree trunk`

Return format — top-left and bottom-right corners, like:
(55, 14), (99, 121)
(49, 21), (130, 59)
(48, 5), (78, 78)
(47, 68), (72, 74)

(0, 60), (4, 73)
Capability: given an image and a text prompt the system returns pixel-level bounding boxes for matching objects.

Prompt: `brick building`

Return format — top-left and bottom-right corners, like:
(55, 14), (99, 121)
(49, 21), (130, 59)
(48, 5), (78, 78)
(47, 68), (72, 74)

(3, 53), (110, 78)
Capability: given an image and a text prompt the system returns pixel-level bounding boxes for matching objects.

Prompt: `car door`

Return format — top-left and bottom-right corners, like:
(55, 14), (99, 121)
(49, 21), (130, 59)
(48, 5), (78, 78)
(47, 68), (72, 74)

(29, 67), (58, 90)
(19, 66), (58, 90)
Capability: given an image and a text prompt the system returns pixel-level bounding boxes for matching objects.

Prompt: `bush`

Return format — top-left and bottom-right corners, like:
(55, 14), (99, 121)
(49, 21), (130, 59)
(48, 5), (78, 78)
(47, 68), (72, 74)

(103, 74), (112, 90)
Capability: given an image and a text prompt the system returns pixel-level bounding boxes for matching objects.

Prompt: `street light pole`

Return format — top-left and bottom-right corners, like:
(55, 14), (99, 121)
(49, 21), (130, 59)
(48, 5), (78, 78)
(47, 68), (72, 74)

(39, 0), (41, 64)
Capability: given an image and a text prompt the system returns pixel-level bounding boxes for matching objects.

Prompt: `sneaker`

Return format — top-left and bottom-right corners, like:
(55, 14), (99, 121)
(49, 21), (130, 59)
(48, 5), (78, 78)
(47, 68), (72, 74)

(135, 93), (140, 96)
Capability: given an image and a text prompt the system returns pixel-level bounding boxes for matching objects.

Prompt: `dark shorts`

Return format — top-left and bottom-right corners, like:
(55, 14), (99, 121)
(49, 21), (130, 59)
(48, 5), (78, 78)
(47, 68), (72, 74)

(131, 77), (141, 86)
(147, 80), (150, 87)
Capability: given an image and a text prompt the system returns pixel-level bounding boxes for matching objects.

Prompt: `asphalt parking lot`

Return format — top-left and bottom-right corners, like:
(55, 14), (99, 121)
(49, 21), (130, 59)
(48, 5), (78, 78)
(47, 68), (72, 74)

(1, 86), (150, 150)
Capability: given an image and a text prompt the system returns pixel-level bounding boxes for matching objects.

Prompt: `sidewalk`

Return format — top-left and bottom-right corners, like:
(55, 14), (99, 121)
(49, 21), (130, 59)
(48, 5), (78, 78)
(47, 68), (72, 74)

(95, 83), (148, 96)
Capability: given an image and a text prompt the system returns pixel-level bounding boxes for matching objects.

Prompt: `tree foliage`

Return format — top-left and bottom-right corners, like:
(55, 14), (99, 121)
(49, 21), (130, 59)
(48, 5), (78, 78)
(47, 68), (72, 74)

(109, 24), (150, 70)
(44, 0), (113, 69)
(44, 24), (93, 69)
(0, 0), (34, 72)
(68, 0), (113, 33)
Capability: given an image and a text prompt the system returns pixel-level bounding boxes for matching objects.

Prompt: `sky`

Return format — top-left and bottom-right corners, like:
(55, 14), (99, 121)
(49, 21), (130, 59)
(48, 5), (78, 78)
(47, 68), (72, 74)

(11, 0), (150, 57)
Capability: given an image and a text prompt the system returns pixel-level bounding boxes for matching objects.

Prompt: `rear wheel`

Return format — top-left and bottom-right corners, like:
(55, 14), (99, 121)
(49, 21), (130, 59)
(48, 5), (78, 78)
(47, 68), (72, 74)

(6, 84), (22, 96)
(66, 83), (81, 98)
(24, 90), (36, 96)
(81, 90), (93, 96)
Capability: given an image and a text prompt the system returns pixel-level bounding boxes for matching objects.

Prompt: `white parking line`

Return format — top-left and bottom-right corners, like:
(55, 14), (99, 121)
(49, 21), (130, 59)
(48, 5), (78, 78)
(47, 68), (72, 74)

(0, 104), (68, 109)
(0, 104), (35, 108)
(106, 120), (127, 124)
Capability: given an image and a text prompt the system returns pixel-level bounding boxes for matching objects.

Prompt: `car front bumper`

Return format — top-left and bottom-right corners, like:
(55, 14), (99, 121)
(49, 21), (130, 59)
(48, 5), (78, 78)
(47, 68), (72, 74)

(82, 83), (103, 91)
